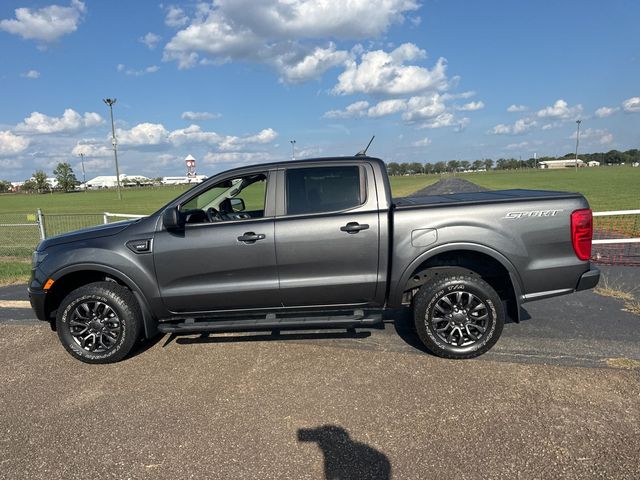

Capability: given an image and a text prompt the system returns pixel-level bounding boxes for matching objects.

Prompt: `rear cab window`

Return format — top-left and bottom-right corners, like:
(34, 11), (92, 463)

(285, 166), (364, 215)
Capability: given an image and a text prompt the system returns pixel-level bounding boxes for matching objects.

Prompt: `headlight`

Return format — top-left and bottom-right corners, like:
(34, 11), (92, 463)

(32, 251), (47, 267)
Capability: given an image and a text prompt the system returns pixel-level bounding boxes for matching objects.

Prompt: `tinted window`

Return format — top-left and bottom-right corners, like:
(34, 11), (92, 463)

(286, 166), (362, 215)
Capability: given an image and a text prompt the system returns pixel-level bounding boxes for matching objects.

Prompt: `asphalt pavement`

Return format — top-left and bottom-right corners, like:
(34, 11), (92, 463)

(0, 266), (639, 479)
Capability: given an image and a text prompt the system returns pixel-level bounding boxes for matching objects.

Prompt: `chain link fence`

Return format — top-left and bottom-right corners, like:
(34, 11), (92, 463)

(0, 213), (41, 258)
(592, 210), (640, 266)
(0, 211), (146, 260)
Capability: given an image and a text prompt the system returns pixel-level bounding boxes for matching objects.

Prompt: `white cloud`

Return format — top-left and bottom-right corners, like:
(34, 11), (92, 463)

(412, 137), (431, 147)
(594, 106), (619, 118)
(163, 0), (419, 82)
(71, 140), (111, 157)
(323, 101), (370, 119)
(570, 128), (614, 145)
(21, 70), (40, 79)
(505, 141), (529, 150)
(16, 108), (103, 134)
(333, 44), (448, 96)
(491, 118), (537, 135)
(402, 94), (447, 122)
(273, 43), (350, 83)
(622, 96), (640, 113)
(367, 99), (407, 117)
(165, 5), (189, 28)
(115, 122), (278, 151)
(536, 99), (582, 120)
(181, 111), (222, 121)
(167, 124), (222, 146)
(0, 0), (86, 42)
(117, 64), (160, 76)
(0, 131), (30, 156)
(203, 151), (275, 165)
(455, 101), (484, 111)
(419, 112), (457, 129)
(507, 104), (527, 112)
(218, 128), (278, 151)
(139, 32), (161, 50)
(117, 123), (170, 146)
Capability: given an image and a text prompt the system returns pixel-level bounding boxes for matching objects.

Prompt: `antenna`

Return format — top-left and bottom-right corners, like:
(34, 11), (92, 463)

(355, 135), (375, 156)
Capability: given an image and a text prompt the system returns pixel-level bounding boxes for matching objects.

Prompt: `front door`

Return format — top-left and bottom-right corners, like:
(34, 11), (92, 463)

(154, 172), (280, 313)
(274, 164), (380, 307)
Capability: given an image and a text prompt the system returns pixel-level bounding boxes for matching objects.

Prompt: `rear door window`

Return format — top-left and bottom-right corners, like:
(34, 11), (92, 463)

(285, 166), (363, 215)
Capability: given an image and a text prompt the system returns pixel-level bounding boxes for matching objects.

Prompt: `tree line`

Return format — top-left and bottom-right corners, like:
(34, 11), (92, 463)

(386, 148), (640, 175)
(0, 162), (78, 193)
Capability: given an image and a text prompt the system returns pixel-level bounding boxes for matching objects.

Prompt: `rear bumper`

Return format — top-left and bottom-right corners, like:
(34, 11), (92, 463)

(575, 266), (600, 292)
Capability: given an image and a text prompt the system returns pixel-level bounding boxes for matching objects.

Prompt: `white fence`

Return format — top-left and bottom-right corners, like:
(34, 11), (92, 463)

(591, 209), (640, 265)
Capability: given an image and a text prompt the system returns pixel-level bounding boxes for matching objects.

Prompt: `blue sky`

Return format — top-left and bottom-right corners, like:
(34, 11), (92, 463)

(1, 0), (639, 181)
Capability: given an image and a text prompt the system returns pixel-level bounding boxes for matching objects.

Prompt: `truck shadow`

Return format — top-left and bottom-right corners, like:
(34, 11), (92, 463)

(298, 424), (391, 479)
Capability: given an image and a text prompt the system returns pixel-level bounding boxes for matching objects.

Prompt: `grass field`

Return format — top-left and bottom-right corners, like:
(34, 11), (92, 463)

(462, 165), (639, 211)
(1, 166), (636, 215)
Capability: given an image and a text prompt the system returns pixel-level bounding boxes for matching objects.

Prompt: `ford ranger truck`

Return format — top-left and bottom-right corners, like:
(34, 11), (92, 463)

(28, 156), (600, 363)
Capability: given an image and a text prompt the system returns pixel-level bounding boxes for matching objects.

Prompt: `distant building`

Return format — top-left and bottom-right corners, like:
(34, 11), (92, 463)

(161, 175), (208, 185)
(83, 174), (151, 189)
(587, 161), (600, 167)
(538, 159), (585, 169)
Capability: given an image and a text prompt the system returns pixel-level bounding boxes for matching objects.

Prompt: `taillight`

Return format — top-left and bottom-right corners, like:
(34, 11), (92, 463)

(571, 209), (593, 261)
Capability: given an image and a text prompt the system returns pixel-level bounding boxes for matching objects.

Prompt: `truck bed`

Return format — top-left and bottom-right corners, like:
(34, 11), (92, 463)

(394, 189), (582, 209)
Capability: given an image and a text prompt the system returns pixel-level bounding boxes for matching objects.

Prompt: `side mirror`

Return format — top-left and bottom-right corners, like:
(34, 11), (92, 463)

(162, 206), (183, 230)
(230, 197), (245, 212)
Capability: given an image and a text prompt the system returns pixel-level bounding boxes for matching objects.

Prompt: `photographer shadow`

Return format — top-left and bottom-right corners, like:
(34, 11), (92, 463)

(298, 425), (391, 480)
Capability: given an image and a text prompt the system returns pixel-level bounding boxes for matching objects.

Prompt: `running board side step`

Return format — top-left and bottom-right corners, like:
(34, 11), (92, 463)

(157, 310), (383, 334)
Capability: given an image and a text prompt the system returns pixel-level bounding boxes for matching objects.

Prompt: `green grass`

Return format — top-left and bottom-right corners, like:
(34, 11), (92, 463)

(461, 165), (640, 211)
(0, 258), (31, 286)
(0, 185), (193, 215)
(388, 175), (439, 196)
(2, 166), (634, 215)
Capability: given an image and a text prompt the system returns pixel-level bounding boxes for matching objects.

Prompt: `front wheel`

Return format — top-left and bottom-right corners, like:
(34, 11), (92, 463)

(413, 273), (504, 359)
(56, 281), (142, 364)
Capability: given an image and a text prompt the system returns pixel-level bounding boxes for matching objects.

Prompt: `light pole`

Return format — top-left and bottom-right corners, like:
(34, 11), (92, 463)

(574, 119), (582, 172)
(103, 98), (122, 199)
(78, 152), (87, 191)
(290, 139), (296, 160)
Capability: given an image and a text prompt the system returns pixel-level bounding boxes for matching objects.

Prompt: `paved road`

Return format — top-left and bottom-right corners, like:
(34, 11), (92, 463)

(0, 266), (639, 479)
(409, 177), (489, 196)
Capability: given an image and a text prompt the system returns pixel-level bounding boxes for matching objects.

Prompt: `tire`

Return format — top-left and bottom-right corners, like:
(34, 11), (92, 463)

(413, 272), (504, 359)
(56, 281), (142, 364)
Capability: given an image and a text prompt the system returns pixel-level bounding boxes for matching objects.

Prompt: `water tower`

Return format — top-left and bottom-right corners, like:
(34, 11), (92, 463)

(185, 154), (196, 178)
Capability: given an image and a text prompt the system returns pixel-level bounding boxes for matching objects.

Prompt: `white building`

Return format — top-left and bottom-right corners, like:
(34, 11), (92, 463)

(83, 174), (151, 189)
(587, 161), (600, 167)
(161, 175), (208, 185)
(538, 159), (585, 169)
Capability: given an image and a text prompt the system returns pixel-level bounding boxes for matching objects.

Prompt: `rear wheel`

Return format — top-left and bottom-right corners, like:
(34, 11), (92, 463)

(56, 281), (142, 364)
(413, 273), (504, 359)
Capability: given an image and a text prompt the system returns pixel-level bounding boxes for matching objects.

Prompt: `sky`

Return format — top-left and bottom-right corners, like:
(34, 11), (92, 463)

(0, 0), (639, 181)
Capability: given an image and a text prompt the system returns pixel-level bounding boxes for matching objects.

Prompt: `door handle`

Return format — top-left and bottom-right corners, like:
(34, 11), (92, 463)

(340, 222), (369, 234)
(237, 232), (266, 243)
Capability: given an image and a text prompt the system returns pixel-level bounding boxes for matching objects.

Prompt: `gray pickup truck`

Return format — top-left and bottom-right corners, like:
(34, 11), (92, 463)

(28, 156), (599, 363)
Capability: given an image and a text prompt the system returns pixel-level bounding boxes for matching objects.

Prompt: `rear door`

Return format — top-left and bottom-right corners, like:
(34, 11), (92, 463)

(274, 163), (380, 307)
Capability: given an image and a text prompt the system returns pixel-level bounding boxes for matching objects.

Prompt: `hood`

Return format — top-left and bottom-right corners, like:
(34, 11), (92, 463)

(37, 220), (136, 251)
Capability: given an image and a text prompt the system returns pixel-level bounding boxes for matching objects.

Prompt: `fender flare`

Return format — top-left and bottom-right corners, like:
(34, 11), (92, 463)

(390, 242), (524, 318)
(50, 263), (158, 338)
